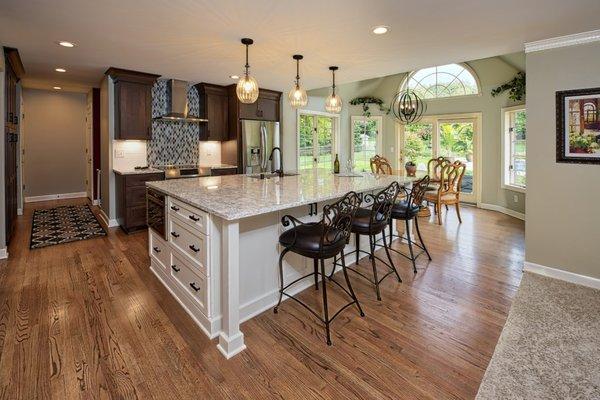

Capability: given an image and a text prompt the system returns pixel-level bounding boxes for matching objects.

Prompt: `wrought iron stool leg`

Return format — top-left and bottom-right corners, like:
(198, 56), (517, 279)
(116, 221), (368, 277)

(369, 234), (382, 301)
(320, 259), (332, 345)
(313, 258), (319, 290)
(388, 219), (394, 246)
(382, 229), (402, 282)
(405, 219), (417, 274)
(274, 248), (289, 313)
(414, 216), (431, 261)
(355, 232), (360, 264)
(340, 250), (364, 317)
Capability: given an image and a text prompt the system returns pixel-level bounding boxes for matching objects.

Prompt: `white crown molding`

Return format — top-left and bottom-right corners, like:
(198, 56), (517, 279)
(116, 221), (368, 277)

(525, 29), (600, 53)
(524, 261), (600, 290)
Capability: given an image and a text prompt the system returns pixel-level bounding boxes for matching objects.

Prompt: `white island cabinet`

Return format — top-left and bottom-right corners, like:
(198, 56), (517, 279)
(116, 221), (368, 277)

(146, 170), (413, 358)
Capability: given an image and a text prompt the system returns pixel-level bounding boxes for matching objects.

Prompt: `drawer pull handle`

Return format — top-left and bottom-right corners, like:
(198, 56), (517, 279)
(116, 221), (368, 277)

(152, 246), (161, 253)
(171, 265), (180, 272)
(189, 244), (200, 253)
(170, 231), (180, 238)
(189, 282), (201, 292)
(171, 205), (180, 211)
(188, 214), (200, 222)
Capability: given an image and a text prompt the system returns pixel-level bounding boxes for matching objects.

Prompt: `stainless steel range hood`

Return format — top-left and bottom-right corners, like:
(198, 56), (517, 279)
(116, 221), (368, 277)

(153, 79), (208, 123)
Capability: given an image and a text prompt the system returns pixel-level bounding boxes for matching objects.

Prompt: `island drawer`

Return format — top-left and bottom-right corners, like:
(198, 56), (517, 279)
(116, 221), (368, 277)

(149, 230), (170, 271)
(168, 217), (209, 275)
(170, 251), (208, 316)
(168, 198), (209, 235)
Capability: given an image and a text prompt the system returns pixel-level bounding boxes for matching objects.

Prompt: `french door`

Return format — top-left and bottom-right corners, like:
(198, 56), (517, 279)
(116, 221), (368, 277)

(398, 113), (481, 203)
(298, 113), (337, 171)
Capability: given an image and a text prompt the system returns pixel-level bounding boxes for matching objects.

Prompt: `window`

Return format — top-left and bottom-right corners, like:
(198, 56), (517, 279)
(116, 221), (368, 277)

(502, 106), (526, 192)
(298, 112), (338, 171)
(351, 116), (383, 172)
(402, 63), (480, 100)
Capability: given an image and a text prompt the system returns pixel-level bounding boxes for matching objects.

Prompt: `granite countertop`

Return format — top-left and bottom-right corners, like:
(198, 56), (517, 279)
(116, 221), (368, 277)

(146, 169), (414, 221)
(113, 167), (164, 175)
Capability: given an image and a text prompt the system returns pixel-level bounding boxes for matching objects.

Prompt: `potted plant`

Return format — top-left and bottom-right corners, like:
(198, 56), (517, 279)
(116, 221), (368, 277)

(405, 161), (417, 177)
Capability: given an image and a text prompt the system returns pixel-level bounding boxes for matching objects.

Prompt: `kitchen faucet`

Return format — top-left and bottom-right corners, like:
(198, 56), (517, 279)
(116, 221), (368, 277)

(268, 147), (284, 177)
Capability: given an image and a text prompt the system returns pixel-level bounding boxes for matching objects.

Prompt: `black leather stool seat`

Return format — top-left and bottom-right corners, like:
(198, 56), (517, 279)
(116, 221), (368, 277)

(351, 207), (387, 234)
(391, 200), (421, 220)
(279, 222), (346, 258)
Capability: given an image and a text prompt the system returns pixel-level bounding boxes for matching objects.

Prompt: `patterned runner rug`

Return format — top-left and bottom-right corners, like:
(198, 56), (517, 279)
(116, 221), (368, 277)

(30, 205), (106, 249)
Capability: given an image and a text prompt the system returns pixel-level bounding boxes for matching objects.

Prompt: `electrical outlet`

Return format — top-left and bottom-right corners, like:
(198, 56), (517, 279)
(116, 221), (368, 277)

(513, 194), (519, 203)
(114, 149), (124, 158)
(390, 146), (394, 153)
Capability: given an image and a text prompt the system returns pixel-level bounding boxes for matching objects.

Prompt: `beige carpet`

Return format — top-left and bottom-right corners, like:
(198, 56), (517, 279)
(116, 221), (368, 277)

(477, 272), (600, 399)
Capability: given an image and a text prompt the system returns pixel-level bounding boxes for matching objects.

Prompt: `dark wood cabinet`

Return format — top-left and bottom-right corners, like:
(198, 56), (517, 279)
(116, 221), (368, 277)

(236, 89), (281, 122)
(196, 83), (229, 141)
(105, 68), (160, 140)
(4, 47), (24, 244)
(115, 172), (164, 233)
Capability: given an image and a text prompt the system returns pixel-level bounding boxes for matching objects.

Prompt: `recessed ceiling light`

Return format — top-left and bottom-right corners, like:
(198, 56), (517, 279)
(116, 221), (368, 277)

(57, 41), (76, 48)
(55, 68), (67, 73)
(53, 86), (62, 90)
(229, 75), (240, 79)
(372, 26), (389, 35)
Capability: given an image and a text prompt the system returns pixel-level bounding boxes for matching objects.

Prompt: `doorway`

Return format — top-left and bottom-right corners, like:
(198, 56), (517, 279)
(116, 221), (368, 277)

(297, 111), (339, 171)
(398, 113), (481, 203)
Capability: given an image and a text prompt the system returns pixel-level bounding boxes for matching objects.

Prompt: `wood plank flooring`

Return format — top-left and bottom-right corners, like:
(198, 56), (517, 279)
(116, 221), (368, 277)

(0, 199), (524, 399)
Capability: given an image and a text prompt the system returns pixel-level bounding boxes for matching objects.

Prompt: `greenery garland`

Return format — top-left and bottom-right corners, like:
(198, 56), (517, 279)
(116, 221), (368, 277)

(491, 72), (526, 101)
(349, 96), (390, 117)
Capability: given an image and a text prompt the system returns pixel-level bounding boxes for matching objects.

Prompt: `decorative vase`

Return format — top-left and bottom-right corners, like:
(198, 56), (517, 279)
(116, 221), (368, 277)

(405, 163), (417, 177)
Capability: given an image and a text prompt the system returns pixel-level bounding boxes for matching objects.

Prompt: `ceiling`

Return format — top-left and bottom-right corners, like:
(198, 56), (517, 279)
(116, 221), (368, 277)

(2, 0), (599, 93)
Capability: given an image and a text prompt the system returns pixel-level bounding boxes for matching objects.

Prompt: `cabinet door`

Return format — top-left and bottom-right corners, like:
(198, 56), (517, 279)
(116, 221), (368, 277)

(116, 81), (152, 140)
(206, 93), (228, 141)
(257, 97), (278, 121)
(238, 101), (257, 120)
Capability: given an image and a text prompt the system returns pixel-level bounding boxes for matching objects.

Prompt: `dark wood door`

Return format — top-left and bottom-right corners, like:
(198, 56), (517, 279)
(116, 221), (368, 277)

(115, 81), (152, 140)
(197, 83), (229, 141)
(4, 53), (18, 243)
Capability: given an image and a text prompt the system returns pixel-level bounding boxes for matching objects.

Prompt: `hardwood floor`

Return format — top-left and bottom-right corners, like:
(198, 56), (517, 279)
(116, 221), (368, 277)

(0, 199), (524, 400)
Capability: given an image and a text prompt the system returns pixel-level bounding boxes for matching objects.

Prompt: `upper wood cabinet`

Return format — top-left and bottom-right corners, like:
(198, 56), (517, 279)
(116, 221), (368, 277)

(196, 83), (229, 141)
(234, 88), (281, 122)
(106, 68), (160, 140)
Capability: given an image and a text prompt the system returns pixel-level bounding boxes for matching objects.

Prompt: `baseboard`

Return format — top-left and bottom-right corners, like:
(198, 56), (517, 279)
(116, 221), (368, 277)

(524, 261), (600, 290)
(25, 191), (87, 203)
(0, 248), (8, 259)
(98, 209), (118, 228)
(478, 203), (525, 221)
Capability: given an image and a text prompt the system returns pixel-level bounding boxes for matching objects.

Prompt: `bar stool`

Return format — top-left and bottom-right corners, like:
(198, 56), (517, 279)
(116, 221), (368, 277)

(329, 181), (401, 301)
(274, 191), (364, 346)
(377, 175), (432, 274)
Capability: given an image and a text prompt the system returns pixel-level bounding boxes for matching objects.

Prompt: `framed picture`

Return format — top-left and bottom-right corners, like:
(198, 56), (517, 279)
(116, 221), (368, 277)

(556, 87), (600, 164)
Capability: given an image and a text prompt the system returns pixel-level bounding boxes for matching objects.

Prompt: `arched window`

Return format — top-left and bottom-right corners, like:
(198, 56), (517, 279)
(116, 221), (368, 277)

(402, 63), (480, 99)
(583, 102), (597, 123)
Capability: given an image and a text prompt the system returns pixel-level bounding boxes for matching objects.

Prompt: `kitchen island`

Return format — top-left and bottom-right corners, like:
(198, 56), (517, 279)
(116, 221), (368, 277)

(146, 169), (413, 358)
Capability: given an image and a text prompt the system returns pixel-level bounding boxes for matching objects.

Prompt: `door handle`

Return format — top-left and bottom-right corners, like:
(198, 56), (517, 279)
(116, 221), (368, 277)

(189, 244), (200, 253)
(170, 231), (180, 238)
(170, 205), (180, 211)
(171, 265), (180, 272)
(152, 246), (161, 253)
(188, 214), (199, 222)
(189, 282), (201, 292)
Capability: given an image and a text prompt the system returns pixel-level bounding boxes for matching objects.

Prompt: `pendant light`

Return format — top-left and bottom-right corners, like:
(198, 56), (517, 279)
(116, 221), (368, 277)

(288, 55), (308, 109)
(325, 66), (342, 114)
(236, 38), (259, 104)
(391, 88), (426, 124)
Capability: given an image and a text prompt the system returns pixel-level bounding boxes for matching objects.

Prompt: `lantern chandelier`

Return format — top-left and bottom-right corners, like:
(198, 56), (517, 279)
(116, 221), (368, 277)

(288, 54), (308, 109)
(325, 66), (342, 114)
(236, 38), (259, 104)
(391, 88), (426, 124)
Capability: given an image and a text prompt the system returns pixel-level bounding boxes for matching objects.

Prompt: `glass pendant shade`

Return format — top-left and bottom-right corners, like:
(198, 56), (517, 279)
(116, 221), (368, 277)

(325, 93), (342, 113)
(236, 74), (259, 104)
(288, 84), (308, 108)
(288, 55), (307, 108)
(325, 66), (342, 114)
(236, 38), (259, 104)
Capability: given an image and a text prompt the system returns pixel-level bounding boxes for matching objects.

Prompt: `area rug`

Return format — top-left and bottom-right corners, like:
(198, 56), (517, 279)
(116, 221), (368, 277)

(476, 272), (600, 399)
(30, 205), (106, 249)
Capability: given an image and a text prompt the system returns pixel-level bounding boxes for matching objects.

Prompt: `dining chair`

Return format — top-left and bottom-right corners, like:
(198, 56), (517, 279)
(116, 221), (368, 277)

(423, 161), (466, 225)
(370, 155), (393, 175)
(427, 156), (451, 186)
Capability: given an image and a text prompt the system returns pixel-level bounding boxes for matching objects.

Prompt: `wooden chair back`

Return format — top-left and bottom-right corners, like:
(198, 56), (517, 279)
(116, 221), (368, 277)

(427, 157), (451, 183)
(370, 155), (393, 175)
(439, 161), (466, 197)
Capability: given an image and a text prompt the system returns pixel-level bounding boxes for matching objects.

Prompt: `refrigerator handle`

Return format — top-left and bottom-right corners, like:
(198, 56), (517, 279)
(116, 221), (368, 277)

(260, 122), (268, 172)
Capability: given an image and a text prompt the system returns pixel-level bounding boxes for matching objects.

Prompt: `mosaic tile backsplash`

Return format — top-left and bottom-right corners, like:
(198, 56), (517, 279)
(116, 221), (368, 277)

(147, 80), (200, 166)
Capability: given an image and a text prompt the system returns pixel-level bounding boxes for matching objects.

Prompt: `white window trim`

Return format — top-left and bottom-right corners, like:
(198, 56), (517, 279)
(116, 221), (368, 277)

(296, 109), (340, 170)
(501, 105), (526, 193)
(400, 62), (482, 101)
(350, 115), (383, 166)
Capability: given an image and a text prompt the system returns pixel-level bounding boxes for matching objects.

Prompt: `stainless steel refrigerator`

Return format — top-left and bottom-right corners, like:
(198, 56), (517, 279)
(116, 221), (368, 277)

(241, 120), (281, 174)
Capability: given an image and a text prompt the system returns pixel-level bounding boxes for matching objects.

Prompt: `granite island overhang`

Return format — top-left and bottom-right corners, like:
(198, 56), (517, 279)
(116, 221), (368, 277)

(146, 169), (414, 358)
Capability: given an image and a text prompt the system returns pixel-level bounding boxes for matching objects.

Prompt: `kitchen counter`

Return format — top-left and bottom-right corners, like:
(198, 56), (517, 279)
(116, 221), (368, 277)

(146, 169), (413, 220)
(113, 167), (163, 175)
